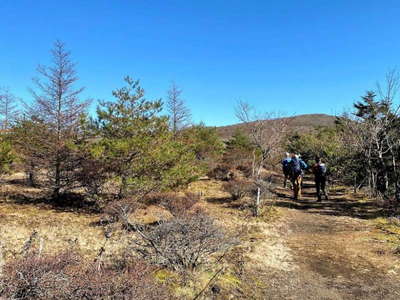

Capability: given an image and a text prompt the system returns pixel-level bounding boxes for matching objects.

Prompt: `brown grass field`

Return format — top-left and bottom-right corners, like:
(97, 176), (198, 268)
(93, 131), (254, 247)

(2, 172), (400, 299)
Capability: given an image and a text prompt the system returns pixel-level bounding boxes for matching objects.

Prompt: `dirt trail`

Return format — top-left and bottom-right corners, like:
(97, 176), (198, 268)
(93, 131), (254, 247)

(259, 178), (400, 299)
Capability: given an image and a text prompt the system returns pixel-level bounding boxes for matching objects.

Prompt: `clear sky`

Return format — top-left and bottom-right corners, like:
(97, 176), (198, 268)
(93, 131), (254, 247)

(1, 0), (400, 126)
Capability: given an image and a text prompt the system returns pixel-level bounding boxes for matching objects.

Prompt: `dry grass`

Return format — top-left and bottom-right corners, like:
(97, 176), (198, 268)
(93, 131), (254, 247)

(0, 174), (134, 261)
(1, 175), (271, 298)
(0, 200), (139, 262)
(5, 172), (399, 299)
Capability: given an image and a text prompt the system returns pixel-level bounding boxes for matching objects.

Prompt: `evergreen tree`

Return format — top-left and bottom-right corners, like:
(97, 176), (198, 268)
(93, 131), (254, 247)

(92, 77), (200, 200)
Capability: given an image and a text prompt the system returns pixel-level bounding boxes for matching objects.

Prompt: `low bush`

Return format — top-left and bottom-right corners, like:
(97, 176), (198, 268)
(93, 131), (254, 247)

(132, 211), (236, 271)
(0, 244), (171, 299)
(144, 192), (200, 216)
(207, 164), (233, 181)
(236, 164), (253, 178)
(68, 261), (169, 299)
(102, 198), (142, 225)
(223, 179), (254, 200)
(1, 249), (79, 299)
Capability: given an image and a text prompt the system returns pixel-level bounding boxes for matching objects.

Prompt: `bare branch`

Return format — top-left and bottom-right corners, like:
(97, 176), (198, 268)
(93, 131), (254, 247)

(166, 81), (191, 134)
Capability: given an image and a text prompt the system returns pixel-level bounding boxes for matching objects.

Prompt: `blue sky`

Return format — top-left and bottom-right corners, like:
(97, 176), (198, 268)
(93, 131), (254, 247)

(1, 0), (400, 126)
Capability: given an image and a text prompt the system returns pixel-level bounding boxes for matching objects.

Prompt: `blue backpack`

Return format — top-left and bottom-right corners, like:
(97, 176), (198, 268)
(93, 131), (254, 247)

(282, 158), (291, 171)
(290, 158), (302, 177)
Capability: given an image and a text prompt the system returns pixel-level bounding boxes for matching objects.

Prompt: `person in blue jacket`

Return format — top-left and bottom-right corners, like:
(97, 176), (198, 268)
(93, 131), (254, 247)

(289, 153), (308, 199)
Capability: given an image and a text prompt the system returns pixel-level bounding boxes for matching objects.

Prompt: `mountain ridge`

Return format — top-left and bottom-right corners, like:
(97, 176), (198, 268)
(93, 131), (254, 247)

(216, 113), (336, 139)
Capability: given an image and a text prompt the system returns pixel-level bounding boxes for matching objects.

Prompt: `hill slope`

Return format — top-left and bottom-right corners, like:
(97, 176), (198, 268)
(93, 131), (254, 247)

(216, 113), (336, 139)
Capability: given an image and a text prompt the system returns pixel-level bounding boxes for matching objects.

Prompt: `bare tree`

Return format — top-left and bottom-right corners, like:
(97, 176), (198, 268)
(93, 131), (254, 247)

(340, 70), (400, 201)
(25, 40), (89, 198)
(235, 100), (288, 216)
(166, 81), (191, 134)
(0, 87), (19, 130)
(377, 70), (400, 201)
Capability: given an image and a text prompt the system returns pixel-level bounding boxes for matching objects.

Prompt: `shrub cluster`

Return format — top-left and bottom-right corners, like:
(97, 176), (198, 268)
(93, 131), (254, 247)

(235, 164), (253, 178)
(207, 164), (233, 181)
(143, 192), (200, 216)
(223, 179), (255, 200)
(0, 248), (170, 300)
(132, 211), (236, 271)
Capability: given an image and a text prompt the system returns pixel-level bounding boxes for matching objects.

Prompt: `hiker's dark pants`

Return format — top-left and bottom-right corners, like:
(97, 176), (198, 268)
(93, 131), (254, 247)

(315, 176), (327, 200)
(283, 168), (290, 188)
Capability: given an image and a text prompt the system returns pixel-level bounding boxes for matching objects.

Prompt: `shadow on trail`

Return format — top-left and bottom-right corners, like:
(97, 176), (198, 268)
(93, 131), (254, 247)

(271, 178), (385, 220)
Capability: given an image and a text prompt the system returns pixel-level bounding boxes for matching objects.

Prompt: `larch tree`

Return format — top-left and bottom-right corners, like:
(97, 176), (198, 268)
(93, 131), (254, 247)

(25, 40), (89, 198)
(166, 82), (191, 135)
(0, 87), (18, 175)
(0, 87), (19, 130)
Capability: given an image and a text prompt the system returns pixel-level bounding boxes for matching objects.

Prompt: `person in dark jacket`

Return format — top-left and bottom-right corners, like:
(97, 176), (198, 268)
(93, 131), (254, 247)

(312, 157), (328, 201)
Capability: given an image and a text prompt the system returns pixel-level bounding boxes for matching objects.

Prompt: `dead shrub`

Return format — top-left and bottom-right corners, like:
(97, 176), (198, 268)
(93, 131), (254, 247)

(143, 192), (199, 216)
(1, 249), (79, 299)
(207, 164), (233, 181)
(236, 164), (253, 177)
(102, 198), (142, 226)
(0, 247), (170, 300)
(132, 211), (236, 271)
(162, 192), (199, 216)
(68, 261), (169, 300)
(223, 179), (254, 200)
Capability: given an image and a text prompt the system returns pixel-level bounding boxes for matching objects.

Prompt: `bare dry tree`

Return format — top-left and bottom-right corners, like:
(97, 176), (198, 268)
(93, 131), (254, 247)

(25, 40), (89, 198)
(340, 69), (400, 201)
(0, 87), (19, 130)
(338, 112), (372, 191)
(166, 81), (191, 134)
(377, 70), (400, 201)
(235, 100), (288, 216)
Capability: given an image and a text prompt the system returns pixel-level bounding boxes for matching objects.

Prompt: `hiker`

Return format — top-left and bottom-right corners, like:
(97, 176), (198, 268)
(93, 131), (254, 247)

(312, 157), (328, 201)
(281, 152), (292, 188)
(289, 153), (308, 200)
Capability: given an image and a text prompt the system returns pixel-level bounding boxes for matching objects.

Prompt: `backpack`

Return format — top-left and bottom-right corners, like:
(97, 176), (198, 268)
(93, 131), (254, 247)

(290, 158), (302, 177)
(315, 163), (327, 176)
(282, 158), (291, 172)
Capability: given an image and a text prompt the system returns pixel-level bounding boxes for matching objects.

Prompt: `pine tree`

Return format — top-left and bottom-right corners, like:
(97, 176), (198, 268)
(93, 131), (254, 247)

(93, 77), (200, 200)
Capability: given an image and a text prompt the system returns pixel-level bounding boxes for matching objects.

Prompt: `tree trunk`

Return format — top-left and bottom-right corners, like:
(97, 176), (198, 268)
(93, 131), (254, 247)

(390, 150), (400, 203)
(379, 153), (389, 193)
(27, 162), (36, 187)
(54, 158), (61, 200)
(254, 186), (261, 217)
(119, 175), (128, 199)
(253, 165), (262, 217)
(353, 176), (358, 193)
(28, 171), (35, 187)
